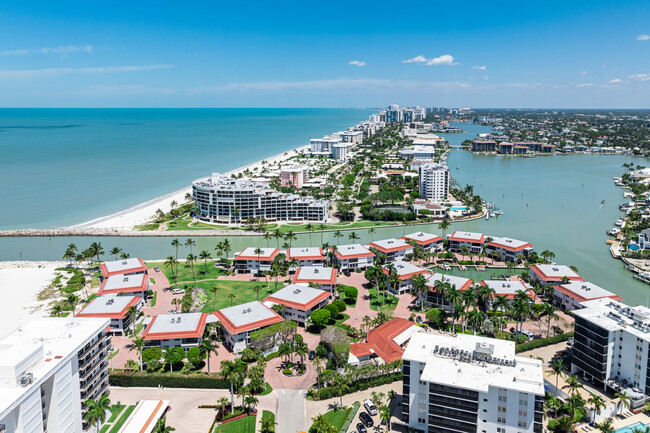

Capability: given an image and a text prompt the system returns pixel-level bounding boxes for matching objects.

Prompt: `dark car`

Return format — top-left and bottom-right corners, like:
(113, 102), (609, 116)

(359, 413), (373, 428)
(356, 423), (367, 433)
(309, 350), (315, 360)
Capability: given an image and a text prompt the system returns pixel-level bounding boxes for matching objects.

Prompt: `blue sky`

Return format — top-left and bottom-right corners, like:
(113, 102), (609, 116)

(1, 1), (649, 108)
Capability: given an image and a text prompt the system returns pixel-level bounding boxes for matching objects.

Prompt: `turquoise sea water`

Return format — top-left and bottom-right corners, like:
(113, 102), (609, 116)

(2, 119), (650, 305)
(0, 108), (372, 229)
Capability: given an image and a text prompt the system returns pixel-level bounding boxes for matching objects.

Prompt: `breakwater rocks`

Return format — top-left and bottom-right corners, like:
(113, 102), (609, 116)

(0, 228), (261, 237)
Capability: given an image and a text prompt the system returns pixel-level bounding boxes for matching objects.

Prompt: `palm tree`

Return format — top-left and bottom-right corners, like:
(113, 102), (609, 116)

(547, 358), (565, 397)
(217, 396), (229, 419)
(89, 241), (104, 264)
(253, 284), (265, 300)
(171, 239), (181, 275)
(444, 286), (461, 330)
(411, 273), (428, 310)
(186, 253), (198, 289)
(438, 220), (450, 239)
(164, 256), (178, 289)
(467, 309), (483, 335)
(228, 293), (236, 306)
(615, 391), (632, 415)
(273, 229), (282, 249)
(199, 250), (212, 274)
(305, 223), (314, 247)
(153, 416), (175, 432)
(334, 230), (343, 245)
(379, 406), (391, 430)
(543, 302), (559, 338)
(330, 371), (349, 407)
(254, 247), (263, 277)
(130, 336), (146, 372)
(199, 338), (219, 373)
(222, 239), (232, 264)
(127, 305), (139, 335)
(220, 360), (244, 414)
(596, 419), (614, 433)
(294, 341), (309, 365)
(588, 394), (606, 423)
(185, 238), (196, 255)
(475, 284), (495, 318)
(110, 247), (123, 260)
(84, 393), (111, 432)
(562, 373), (583, 396)
(368, 227), (376, 241)
(263, 232), (274, 248)
(261, 413), (276, 433)
(492, 294), (509, 332)
(285, 231), (297, 248)
(348, 232), (360, 243)
(245, 395), (259, 414)
(66, 293), (78, 316)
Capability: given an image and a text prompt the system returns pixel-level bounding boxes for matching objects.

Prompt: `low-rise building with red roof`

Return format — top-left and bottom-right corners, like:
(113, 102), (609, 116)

(99, 258), (148, 279)
(234, 247), (280, 275)
(292, 266), (337, 292)
(553, 281), (623, 311)
(98, 273), (150, 298)
(213, 301), (285, 353)
(485, 236), (534, 262)
(529, 264), (584, 286)
(382, 261), (430, 295)
(478, 280), (535, 306)
(263, 284), (330, 326)
(76, 295), (143, 335)
(425, 273), (473, 309)
(401, 231), (444, 252)
(331, 244), (375, 272)
(142, 312), (208, 348)
(368, 238), (414, 262)
(286, 247), (326, 270)
(349, 318), (421, 366)
(448, 231), (486, 254)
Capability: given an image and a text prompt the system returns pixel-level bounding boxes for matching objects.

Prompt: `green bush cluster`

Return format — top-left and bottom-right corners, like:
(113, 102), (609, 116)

(109, 370), (229, 389)
(316, 372), (401, 400)
(340, 402), (361, 433)
(515, 332), (574, 354)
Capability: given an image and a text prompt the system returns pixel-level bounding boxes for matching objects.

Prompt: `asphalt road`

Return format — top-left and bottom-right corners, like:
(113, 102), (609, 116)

(276, 389), (306, 433)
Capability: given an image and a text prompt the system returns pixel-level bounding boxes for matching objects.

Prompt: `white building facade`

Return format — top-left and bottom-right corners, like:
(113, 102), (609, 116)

(418, 163), (449, 200)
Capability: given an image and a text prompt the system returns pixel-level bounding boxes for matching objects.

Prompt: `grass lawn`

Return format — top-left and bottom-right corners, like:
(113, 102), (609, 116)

(262, 410), (275, 433)
(212, 414), (256, 433)
(200, 280), (276, 312)
(167, 215), (228, 231)
(320, 406), (353, 431)
(259, 382), (273, 396)
(148, 259), (224, 284)
(368, 288), (398, 312)
(331, 313), (350, 326)
(108, 405), (136, 433)
(337, 284), (358, 307)
(107, 405), (125, 423)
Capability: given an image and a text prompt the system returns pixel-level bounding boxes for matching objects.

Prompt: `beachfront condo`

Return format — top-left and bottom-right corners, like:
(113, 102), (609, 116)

(418, 163), (450, 200)
(280, 165), (310, 188)
(0, 317), (111, 433)
(192, 173), (329, 225)
(402, 332), (544, 433)
(142, 312), (208, 348)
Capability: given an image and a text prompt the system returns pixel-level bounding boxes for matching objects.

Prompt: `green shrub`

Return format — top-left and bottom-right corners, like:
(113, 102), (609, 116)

(515, 332), (574, 353)
(331, 300), (346, 313)
(340, 402), (360, 433)
(316, 372), (402, 400)
(265, 351), (280, 361)
(109, 370), (229, 388)
(283, 368), (292, 375)
(186, 347), (205, 365)
(142, 347), (161, 363)
(343, 286), (358, 304)
(324, 304), (340, 319)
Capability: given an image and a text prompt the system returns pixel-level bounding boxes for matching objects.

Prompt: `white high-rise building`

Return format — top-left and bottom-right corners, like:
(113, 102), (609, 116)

(402, 333), (544, 433)
(0, 317), (111, 433)
(418, 163), (449, 200)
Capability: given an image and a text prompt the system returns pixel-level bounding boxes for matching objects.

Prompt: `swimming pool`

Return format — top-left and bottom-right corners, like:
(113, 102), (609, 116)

(615, 421), (650, 433)
(629, 244), (640, 251)
(449, 206), (467, 211)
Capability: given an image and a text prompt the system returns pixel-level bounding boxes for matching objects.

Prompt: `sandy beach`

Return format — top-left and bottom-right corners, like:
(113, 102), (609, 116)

(73, 145), (310, 230)
(0, 261), (65, 338)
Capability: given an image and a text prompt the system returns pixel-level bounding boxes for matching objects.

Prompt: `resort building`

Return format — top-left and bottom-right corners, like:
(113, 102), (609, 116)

(448, 231), (486, 254)
(280, 165), (309, 188)
(418, 163), (449, 200)
(331, 143), (350, 161)
(99, 258), (148, 280)
(529, 264), (584, 286)
(398, 146), (437, 161)
(572, 299), (650, 401)
(349, 318), (421, 366)
(368, 238), (414, 262)
(331, 244), (375, 272)
(485, 236), (534, 262)
(553, 281), (623, 311)
(292, 266), (337, 292)
(479, 280), (534, 306)
(498, 142), (514, 154)
(286, 247), (326, 269)
(213, 301), (284, 353)
(0, 317), (111, 433)
(336, 130), (363, 145)
(142, 312), (208, 349)
(401, 231), (444, 252)
(263, 284), (330, 327)
(382, 261), (430, 295)
(192, 174), (329, 225)
(471, 140), (497, 152)
(402, 333), (544, 433)
(75, 295), (143, 335)
(97, 273), (150, 298)
(412, 200), (447, 218)
(425, 273), (473, 309)
(233, 247), (280, 275)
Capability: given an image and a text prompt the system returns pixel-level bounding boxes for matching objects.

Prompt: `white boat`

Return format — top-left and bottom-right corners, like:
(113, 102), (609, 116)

(485, 213), (489, 220)
(489, 212), (496, 218)
(615, 219), (624, 227)
(608, 228), (620, 236)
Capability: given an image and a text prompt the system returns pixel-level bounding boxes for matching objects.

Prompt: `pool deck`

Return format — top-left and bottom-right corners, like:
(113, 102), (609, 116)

(576, 412), (650, 432)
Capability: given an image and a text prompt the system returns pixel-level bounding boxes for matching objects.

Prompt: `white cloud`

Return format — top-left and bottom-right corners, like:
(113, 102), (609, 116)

(629, 73), (650, 81)
(0, 45), (94, 58)
(402, 55), (428, 64)
(0, 64), (174, 80)
(576, 83), (595, 87)
(637, 34), (650, 41)
(348, 60), (367, 67)
(403, 54), (457, 65)
(472, 65), (487, 70)
(608, 78), (624, 84)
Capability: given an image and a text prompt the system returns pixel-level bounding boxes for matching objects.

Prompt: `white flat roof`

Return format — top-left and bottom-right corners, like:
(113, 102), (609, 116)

(403, 333), (544, 394)
(426, 273), (472, 289)
(370, 238), (411, 250)
(336, 243), (372, 257)
(488, 236), (532, 249)
(482, 280), (529, 295)
(218, 301), (279, 328)
(103, 274), (147, 291)
(533, 264), (580, 278)
(294, 266), (335, 281)
(556, 281), (618, 300)
(385, 260), (427, 277)
(265, 284), (327, 305)
(574, 299), (650, 341)
(118, 399), (170, 433)
(237, 247), (278, 259)
(104, 258), (145, 273)
(287, 247), (324, 259)
(148, 312), (203, 334)
(450, 231), (485, 242)
(403, 231), (441, 243)
(79, 295), (139, 315)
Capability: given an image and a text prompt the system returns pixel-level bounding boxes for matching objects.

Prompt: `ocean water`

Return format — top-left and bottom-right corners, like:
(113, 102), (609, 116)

(0, 108), (372, 229)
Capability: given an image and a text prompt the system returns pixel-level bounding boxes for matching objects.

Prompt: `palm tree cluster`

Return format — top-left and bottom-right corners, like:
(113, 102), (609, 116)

(219, 357), (267, 416)
(62, 242), (120, 269)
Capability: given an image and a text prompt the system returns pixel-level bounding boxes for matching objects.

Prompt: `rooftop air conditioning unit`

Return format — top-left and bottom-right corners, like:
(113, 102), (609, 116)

(19, 373), (33, 387)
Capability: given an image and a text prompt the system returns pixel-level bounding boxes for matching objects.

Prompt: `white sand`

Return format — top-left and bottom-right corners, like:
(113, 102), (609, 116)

(0, 261), (64, 338)
(73, 146), (310, 230)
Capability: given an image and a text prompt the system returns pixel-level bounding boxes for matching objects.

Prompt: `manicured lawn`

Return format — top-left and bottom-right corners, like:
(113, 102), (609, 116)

(262, 410), (275, 433)
(167, 215), (228, 231)
(337, 284), (358, 307)
(368, 287), (398, 312)
(259, 382), (273, 396)
(320, 406), (353, 431)
(200, 280), (276, 312)
(212, 414), (256, 433)
(331, 313), (350, 326)
(108, 405), (136, 433)
(148, 259), (224, 284)
(107, 404), (125, 423)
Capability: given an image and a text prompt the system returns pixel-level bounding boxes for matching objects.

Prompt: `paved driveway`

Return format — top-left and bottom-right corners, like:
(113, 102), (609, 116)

(276, 389), (307, 433)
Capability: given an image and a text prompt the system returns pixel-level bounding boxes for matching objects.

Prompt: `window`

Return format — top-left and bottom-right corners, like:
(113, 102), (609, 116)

(497, 428), (506, 433)
(498, 406), (507, 413)
(519, 410), (527, 417)
(497, 417), (506, 424)
(518, 420), (528, 428)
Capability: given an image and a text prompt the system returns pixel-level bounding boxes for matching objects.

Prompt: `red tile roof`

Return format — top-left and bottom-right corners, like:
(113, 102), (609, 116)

(353, 318), (417, 363)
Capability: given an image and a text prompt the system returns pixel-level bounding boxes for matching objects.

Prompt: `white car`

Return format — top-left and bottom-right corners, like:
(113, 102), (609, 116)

(363, 399), (377, 416)
(172, 289), (185, 295)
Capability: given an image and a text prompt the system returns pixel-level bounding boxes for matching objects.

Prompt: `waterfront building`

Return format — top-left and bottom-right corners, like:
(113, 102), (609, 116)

(193, 174), (329, 225)
(425, 273), (473, 308)
(99, 258), (148, 280)
(97, 273), (150, 298)
(331, 244), (375, 272)
(233, 247), (280, 275)
(513, 145), (528, 155)
(76, 295), (143, 335)
(142, 312), (208, 348)
(213, 301), (284, 353)
(412, 200), (447, 218)
(471, 140), (497, 152)
(479, 280), (534, 306)
(280, 165), (309, 188)
(498, 142), (513, 154)
(335, 130), (363, 145)
(638, 228), (650, 250)
(382, 261), (430, 294)
(401, 332), (544, 433)
(348, 318), (421, 366)
(330, 143), (350, 161)
(448, 231), (486, 254)
(0, 317), (111, 433)
(292, 266), (337, 292)
(485, 236), (534, 262)
(528, 264), (583, 286)
(401, 231), (444, 252)
(572, 299), (650, 401)
(553, 281), (623, 311)
(286, 247), (326, 270)
(368, 238), (414, 262)
(412, 136), (445, 146)
(263, 284), (330, 327)
(309, 137), (351, 160)
(398, 146), (437, 161)
(418, 163), (450, 200)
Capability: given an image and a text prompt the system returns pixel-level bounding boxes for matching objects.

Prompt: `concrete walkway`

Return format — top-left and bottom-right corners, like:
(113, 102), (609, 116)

(276, 389), (307, 433)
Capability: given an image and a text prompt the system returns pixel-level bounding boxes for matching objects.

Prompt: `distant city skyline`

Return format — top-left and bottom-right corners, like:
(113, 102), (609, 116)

(0, 0), (649, 108)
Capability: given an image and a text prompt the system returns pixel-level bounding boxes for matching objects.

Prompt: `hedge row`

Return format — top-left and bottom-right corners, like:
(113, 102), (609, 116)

(340, 402), (361, 433)
(316, 372), (402, 400)
(515, 332), (574, 354)
(109, 370), (230, 389)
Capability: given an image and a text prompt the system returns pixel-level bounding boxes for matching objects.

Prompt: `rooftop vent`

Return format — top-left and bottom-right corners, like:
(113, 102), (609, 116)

(122, 261), (128, 265)
(314, 269), (319, 274)
(552, 267), (559, 271)
(123, 277), (129, 282)
(18, 373), (33, 387)
(294, 288), (302, 294)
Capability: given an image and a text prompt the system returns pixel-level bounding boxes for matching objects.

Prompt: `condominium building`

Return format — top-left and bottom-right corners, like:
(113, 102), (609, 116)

(76, 295), (143, 335)
(418, 163), (449, 200)
(263, 284), (330, 327)
(286, 248), (326, 269)
(448, 231), (486, 254)
(425, 273), (473, 309)
(368, 238), (414, 262)
(213, 301), (284, 353)
(142, 312), (208, 348)
(193, 174), (329, 225)
(233, 247), (280, 275)
(99, 258), (148, 280)
(398, 146), (437, 161)
(280, 165), (310, 188)
(402, 333), (544, 433)
(485, 236), (534, 262)
(292, 266), (337, 292)
(349, 318), (421, 366)
(331, 244), (375, 272)
(528, 264), (583, 286)
(479, 280), (534, 306)
(0, 317), (111, 433)
(97, 273), (150, 298)
(401, 232), (444, 252)
(572, 299), (650, 400)
(335, 130), (363, 145)
(382, 261), (430, 295)
(553, 281), (623, 311)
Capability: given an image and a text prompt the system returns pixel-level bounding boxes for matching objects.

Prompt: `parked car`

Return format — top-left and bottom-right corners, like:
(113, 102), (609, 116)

(356, 423), (367, 433)
(363, 399), (378, 416)
(153, 266), (161, 272)
(308, 350), (315, 360)
(359, 413), (373, 428)
(168, 309), (179, 314)
(172, 288), (185, 295)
